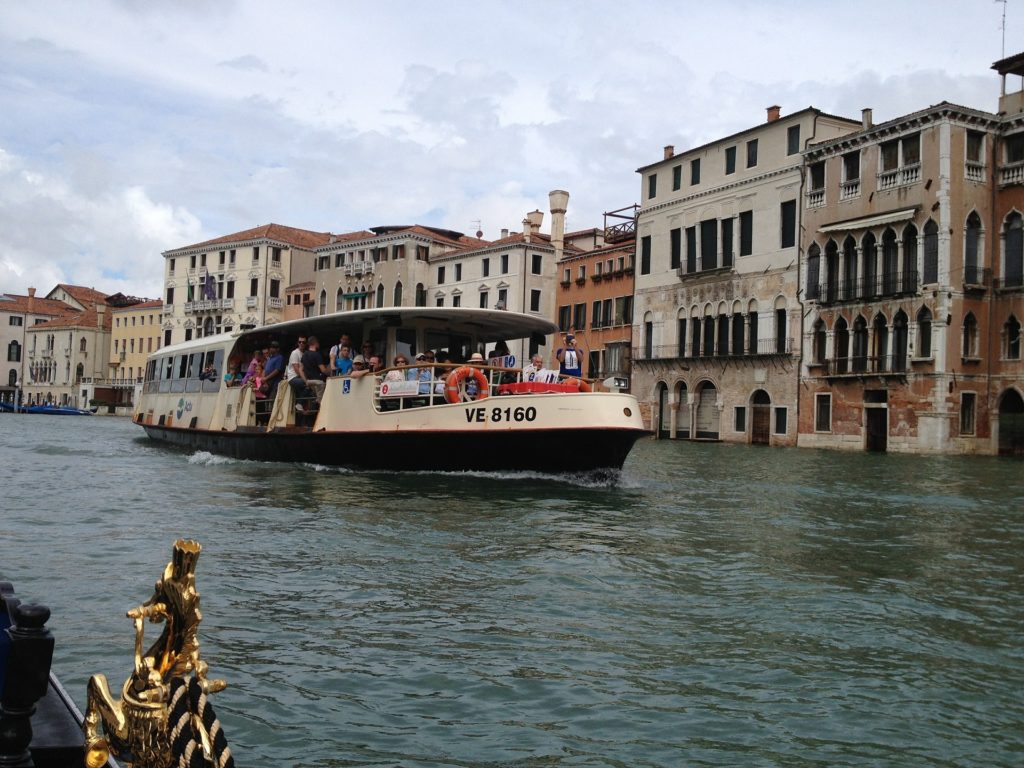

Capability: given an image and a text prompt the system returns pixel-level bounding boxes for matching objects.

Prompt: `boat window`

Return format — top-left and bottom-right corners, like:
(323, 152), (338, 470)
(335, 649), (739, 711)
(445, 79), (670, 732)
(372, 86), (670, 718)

(426, 330), (472, 363)
(185, 352), (204, 393)
(202, 349), (223, 393)
(395, 328), (416, 361)
(171, 354), (189, 393)
(367, 328), (388, 358)
(158, 356), (174, 393)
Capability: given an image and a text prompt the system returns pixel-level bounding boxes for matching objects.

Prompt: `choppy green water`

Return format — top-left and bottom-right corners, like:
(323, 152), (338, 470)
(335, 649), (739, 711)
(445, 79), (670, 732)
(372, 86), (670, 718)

(1, 415), (1022, 767)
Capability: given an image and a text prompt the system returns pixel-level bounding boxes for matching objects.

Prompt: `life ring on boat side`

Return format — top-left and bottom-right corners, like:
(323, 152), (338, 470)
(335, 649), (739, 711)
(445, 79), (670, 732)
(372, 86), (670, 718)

(444, 366), (490, 403)
(562, 377), (592, 393)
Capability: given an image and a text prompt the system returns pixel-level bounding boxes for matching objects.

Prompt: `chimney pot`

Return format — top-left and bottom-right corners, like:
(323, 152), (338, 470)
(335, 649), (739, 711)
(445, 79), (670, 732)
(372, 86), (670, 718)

(501, 228), (509, 239)
(862, 108), (873, 129)
(767, 105), (781, 122)
(664, 145), (675, 159)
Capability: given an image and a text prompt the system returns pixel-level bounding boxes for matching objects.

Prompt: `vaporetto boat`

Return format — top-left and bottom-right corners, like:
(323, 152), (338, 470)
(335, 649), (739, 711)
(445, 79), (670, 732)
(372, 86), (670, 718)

(134, 307), (648, 472)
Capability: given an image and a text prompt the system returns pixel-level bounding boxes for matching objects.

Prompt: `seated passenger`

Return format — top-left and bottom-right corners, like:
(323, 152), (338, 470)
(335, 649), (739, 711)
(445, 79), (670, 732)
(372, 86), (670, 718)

(385, 355), (408, 381)
(349, 355), (372, 378)
(241, 349), (264, 386)
(223, 361), (243, 387)
(410, 353), (433, 394)
(522, 354), (545, 381)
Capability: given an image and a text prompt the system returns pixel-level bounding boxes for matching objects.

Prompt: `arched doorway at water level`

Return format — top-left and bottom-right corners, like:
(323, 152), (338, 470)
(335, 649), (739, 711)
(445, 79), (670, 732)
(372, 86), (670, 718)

(998, 388), (1024, 456)
(655, 382), (670, 438)
(750, 389), (771, 445)
(676, 381), (690, 439)
(695, 382), (720, 440)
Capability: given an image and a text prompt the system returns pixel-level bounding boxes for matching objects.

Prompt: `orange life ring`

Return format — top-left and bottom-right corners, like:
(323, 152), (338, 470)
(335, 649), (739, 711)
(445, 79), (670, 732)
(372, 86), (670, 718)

(444, 366), (490, 403)
(562, 377), (592, 393)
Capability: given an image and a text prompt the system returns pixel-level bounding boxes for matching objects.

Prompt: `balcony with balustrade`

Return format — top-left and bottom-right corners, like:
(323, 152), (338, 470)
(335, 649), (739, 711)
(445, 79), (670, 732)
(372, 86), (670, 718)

(821, 354), (908, 378)
(877, 163), (920, 191)
(809, 270), (919, 305)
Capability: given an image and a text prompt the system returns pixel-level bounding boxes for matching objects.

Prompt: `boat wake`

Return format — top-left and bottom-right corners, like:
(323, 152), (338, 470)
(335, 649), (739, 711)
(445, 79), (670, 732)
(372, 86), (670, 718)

(301, 464), (626, 488)
(187, 451), (245, 467)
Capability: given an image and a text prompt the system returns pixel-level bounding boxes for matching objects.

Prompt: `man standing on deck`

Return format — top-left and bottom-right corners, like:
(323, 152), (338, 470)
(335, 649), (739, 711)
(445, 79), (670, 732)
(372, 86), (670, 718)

(556, 333), (582, 378)
(299, 335), (330, 406)
(261, 341), (285, 400)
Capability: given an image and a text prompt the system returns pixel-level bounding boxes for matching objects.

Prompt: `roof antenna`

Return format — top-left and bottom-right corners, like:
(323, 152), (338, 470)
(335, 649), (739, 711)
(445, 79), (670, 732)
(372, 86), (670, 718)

(997, 0), (1007, 58)
(471, 219), (483, 238)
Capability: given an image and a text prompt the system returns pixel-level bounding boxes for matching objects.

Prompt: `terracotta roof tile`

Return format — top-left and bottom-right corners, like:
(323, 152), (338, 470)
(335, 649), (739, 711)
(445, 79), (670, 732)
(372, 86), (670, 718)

(0, 293), (77, 316)
(167, 223), (335, 254)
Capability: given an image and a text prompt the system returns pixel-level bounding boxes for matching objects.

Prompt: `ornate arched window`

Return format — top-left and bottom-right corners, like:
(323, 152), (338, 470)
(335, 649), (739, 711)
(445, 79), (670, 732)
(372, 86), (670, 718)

(806, 243), (821, 300)
(962, 312), (978, 358)
(1005, 314), (1021, 360)
(965, 212), (983, 284)
(393, 281), (403, 307)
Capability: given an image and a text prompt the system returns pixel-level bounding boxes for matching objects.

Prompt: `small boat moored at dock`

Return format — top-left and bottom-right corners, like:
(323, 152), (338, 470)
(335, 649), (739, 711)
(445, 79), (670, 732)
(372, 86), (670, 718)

(135, 307), (648, 472)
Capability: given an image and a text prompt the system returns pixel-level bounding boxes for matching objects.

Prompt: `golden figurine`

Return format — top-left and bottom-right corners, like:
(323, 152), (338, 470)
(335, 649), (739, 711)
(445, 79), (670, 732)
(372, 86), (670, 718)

(83, 539), (232, 768)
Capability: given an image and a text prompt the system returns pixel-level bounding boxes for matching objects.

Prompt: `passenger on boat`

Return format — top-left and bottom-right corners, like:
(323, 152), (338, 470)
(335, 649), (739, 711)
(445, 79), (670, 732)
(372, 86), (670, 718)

(198, 364), (217, 382)
(368, 355), (383, 374)
(411, 353), (433, 394)
(223, 361), (243, 387)
(329, 335), (352, 371)
(334, 345), (353, 376)
(385, 355), (408, 382)
(261, 341), (285, 399)
(360, 341), (376, 361)
(299, 335), (330, 404)
(285, 337), (308, 397)
(348, 355), (372, 378)
(556, 333), (582, 378)
(241, 349), (264, 386)
(465, 352), (486, 399)
(522, 353), (545, 381)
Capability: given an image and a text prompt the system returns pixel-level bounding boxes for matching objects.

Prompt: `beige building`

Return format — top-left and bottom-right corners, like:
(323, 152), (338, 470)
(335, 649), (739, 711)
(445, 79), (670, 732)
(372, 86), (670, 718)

(1, 287), (77, 406)
(555, 206), (637, 383)
(161, 223), (333, 346)
(21, 285), (146, 408)
(631, 107), (861, 443)
(108, 299), (164, 408)
(798, 58), (1024, 454)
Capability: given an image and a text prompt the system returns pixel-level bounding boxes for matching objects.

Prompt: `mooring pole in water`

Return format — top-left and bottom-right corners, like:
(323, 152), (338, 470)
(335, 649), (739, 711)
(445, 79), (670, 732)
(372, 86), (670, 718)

(0, 593), (55, 768)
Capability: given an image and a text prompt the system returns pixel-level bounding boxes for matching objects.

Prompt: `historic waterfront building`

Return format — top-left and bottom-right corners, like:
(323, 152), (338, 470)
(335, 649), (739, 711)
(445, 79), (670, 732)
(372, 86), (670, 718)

(306, 192), (570, 366)
(555, 205), (637, 384)
(108, 299), (164, 409)
(631, 107), (861, 443)
(21, 285), (146, 408)
(309, 225), (478, 316)
(0, 287), (78, 406)
(161, 223), (333, 346)
(797, 55), (1024, 454)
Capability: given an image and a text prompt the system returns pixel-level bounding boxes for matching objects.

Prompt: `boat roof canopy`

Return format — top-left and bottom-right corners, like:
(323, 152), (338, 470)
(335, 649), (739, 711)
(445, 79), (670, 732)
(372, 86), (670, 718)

(157, 307), (559, 357)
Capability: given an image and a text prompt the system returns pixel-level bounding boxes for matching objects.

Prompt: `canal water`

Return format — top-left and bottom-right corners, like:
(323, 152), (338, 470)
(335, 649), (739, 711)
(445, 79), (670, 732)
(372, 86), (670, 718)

(1, 415), (1021, 767)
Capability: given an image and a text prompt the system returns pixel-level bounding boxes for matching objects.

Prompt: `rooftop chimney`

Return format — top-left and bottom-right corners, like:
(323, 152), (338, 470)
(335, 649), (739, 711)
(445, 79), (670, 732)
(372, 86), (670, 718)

(862, 108), (873, 130)
(767, 105), (781, 122)
(664, 145), (675, 159)
(549, 190), (569, 260)
(96, 303), (106, 330)
(522, 217), (531, 244)
(27, 287), (35, 313)
(501, 228), (509, 239)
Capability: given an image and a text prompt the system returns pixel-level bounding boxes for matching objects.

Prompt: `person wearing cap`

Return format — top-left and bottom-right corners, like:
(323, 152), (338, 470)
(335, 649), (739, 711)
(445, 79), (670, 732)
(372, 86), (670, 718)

(409, 352), (432, 395)
(556, 333), (582, 378)
(465, 351), (486, 398)
(348, 354), (372, 379)
(261, 341), (285, 402)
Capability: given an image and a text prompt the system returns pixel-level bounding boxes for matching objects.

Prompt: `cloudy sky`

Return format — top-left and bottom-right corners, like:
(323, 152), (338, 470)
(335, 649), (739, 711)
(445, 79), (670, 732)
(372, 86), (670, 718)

(1, 0), (1019, 299)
